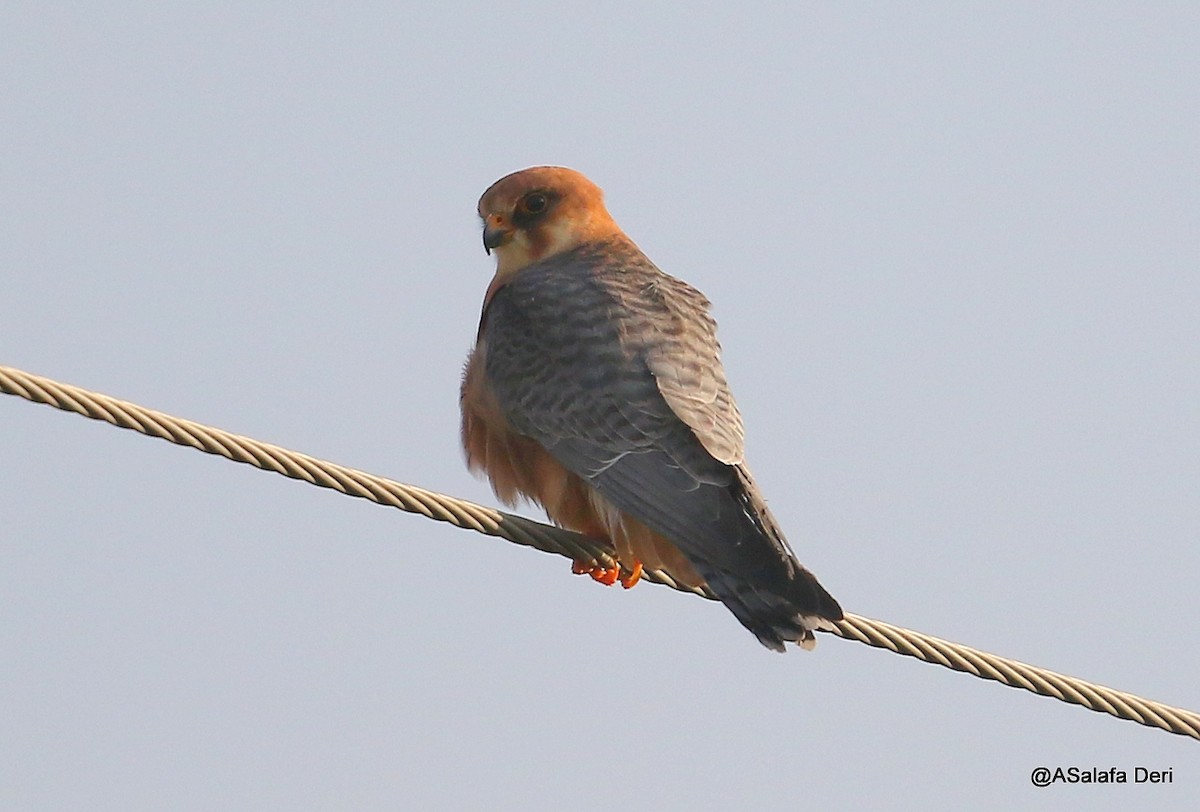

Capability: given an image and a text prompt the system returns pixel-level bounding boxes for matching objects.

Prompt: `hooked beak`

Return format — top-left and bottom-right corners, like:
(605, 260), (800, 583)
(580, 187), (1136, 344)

(482, 214), (513, 255)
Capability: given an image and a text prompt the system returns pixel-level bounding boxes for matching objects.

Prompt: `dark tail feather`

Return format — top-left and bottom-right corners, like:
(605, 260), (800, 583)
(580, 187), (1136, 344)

(708, 466), (843, 651)
(701, 561), (842, 652)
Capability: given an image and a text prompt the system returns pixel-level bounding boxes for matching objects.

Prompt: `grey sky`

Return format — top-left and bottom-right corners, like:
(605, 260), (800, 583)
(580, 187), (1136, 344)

(2, 4), (1197, 810)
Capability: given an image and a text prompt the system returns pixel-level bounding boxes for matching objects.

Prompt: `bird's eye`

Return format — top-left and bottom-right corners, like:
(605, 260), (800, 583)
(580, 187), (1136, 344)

(522, 193), (548, 214)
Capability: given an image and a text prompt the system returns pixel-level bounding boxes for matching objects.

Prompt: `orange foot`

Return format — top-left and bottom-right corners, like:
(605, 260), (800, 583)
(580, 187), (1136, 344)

(570, 560), (643, 589)
(571, 560), (621, 586)
(619, 561), (643, 589)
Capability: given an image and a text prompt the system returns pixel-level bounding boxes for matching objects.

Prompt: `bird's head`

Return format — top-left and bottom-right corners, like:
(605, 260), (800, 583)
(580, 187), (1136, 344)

(477, 166), (620, 275)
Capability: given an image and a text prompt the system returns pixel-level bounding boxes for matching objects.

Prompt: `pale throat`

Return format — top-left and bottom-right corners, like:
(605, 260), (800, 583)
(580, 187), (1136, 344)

(493, 218), (589, 276)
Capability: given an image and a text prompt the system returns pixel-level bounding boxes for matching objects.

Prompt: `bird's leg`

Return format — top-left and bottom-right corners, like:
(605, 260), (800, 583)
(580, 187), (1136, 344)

(619, 561), (643, 589)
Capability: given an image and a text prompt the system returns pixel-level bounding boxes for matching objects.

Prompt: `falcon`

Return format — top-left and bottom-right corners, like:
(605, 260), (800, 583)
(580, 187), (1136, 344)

(460, 166), (842, 650)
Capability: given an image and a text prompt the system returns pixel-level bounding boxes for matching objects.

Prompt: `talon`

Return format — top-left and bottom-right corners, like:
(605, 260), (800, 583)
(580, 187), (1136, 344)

(590, 565), (620, 586)
(620, 561), (643, 589)
(570, 561), (621, 586)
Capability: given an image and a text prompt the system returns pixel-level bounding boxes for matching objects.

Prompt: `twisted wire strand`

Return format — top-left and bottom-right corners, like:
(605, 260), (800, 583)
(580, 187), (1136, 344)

(2, 364), (1197, 741)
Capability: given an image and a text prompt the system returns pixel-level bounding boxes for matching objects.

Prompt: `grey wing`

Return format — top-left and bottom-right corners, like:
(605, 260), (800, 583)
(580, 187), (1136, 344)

(481, 243), (728, 496)
(483, 241), (841, 648)
(633, 272), (746, 466)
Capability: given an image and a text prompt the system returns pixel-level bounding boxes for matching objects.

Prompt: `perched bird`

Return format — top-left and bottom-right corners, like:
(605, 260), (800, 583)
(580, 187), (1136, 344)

(460, 166), (842, 650)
